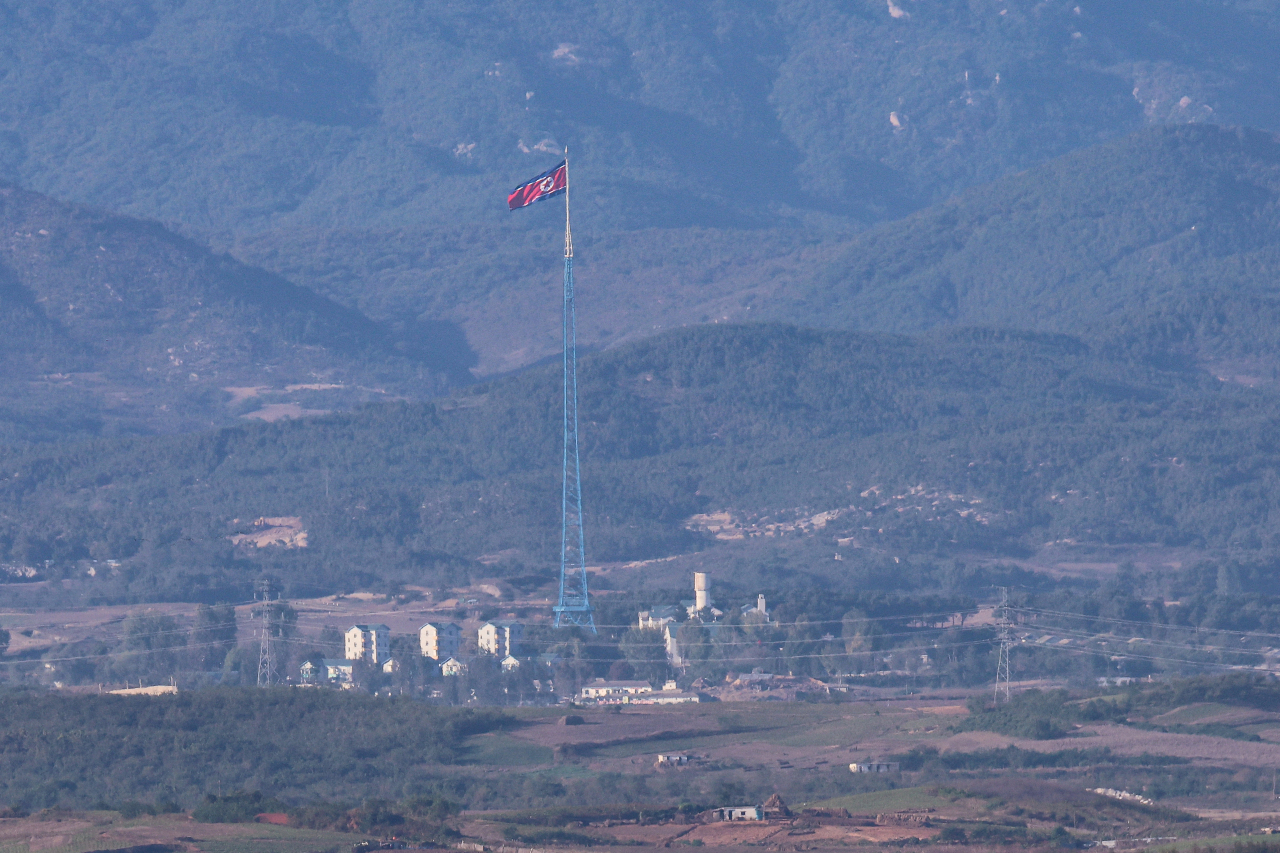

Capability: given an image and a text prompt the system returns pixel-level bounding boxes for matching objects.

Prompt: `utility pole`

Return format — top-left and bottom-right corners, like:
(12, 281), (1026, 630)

(256, 578), (280, 687)
(994, 586), (1012, 703)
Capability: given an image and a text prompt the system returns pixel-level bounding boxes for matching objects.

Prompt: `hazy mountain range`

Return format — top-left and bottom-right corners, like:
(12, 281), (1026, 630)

(5, 2), (1280, 378)
(2, 2), (1280, 598)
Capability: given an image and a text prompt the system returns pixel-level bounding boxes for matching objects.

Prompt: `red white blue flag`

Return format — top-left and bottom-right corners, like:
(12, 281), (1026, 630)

(508, 160), (567, 210)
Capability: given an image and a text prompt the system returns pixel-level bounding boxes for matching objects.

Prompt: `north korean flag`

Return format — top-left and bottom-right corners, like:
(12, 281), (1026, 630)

(508, 160), (567, 210)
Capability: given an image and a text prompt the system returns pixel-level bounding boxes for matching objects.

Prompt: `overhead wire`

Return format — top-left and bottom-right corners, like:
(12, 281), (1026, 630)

(1014, 605), (1280, 642)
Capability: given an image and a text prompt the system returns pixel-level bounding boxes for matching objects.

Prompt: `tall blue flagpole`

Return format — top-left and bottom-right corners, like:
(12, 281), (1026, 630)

(553, 150), (596, 632)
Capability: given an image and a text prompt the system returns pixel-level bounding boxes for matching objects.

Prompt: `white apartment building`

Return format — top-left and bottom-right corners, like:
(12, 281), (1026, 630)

(478, 620), (523, 656)
(419, 622), (461, 660)
(345, 624), (391, 663)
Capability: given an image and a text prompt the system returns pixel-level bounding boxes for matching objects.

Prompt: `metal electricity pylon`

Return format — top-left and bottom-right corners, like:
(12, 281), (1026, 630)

(994, 586), (1011, 703)
(552, 153), (595, 633)
(256, 578), (280, 686)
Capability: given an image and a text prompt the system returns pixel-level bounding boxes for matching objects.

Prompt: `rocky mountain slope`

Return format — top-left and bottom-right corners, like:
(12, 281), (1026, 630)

(0, 183), (474, 439)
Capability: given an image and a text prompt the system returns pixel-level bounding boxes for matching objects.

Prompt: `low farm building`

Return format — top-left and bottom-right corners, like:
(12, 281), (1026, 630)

(578, 678), (653, 703)
(850, 761), (900, 773)
(711, 806), (764, 821)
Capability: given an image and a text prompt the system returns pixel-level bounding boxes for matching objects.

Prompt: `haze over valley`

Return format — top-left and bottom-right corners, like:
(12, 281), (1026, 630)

(4, 3), (1280, 850)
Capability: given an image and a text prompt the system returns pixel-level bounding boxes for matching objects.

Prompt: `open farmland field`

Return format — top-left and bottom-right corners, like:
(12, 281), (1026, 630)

(6, 680), (1280, 847)
(0, 812), (366, 853)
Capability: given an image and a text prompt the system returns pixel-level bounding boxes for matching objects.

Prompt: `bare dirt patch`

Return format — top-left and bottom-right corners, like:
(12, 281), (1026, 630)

(240, 402), (329, 421)
(229, 517), (308, 549)
(683, 821), (791, 845)
(222, 385), (268, 404)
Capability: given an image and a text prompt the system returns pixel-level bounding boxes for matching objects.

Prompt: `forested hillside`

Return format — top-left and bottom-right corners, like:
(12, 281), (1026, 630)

(785, 124), (1280, 376)
(12, 1), (1279, 235)
(239, 125), (1280, 375)
(5, 3), (1280, 375)
(2, 324), (1279, 603)
(0, 183), (473, 439)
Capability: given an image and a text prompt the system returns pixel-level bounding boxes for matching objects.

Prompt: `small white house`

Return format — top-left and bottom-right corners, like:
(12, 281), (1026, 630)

(323, 659), (354, 683)
(656, 753), (692, 766)
(501, 654), (521, 672)
(381, 658), (400, 674)
(299, 660), (323, 684)
(441, 657), (466, 677)
(713, 806), (763, 821)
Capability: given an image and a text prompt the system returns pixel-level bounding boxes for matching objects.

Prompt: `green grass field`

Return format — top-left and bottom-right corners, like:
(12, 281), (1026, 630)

(193, 826), (362, 853)
(1148, 833), (1280, 851)
(0, 818), (364, 853)
(809, 786), (956, 813)
(463, 732), (554, 766)
(1149, 703), (1239, 724)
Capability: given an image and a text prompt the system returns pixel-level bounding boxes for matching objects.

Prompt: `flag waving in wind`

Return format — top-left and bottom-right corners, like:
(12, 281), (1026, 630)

(508, 160), (567, 210)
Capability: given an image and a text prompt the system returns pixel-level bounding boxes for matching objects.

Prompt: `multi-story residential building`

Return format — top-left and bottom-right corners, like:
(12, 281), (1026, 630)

(478, 620), (523, 656)
(345, 624), (391, 663)
(419, 622), (461, 660)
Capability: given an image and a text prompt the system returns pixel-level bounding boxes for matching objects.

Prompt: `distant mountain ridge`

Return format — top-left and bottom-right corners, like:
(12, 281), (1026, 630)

(234, 125), (1280, 378)
(7, 4), (1280, 378)
(0, 183), (476, 439)
(6, 2), (1280, 235)
(787, 124), (1280, 375)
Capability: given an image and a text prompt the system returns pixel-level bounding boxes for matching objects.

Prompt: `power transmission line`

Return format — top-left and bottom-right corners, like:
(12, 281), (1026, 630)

(994, 586), (1011, 703)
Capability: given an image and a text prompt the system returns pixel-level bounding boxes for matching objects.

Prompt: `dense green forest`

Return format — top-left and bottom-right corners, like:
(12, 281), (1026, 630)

(0, 323), (1279, 604)
(0, 689), (506, 809)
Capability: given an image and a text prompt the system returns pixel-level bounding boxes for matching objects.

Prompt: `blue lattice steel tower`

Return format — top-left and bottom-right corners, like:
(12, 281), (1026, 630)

(553, 155), (595, 632)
